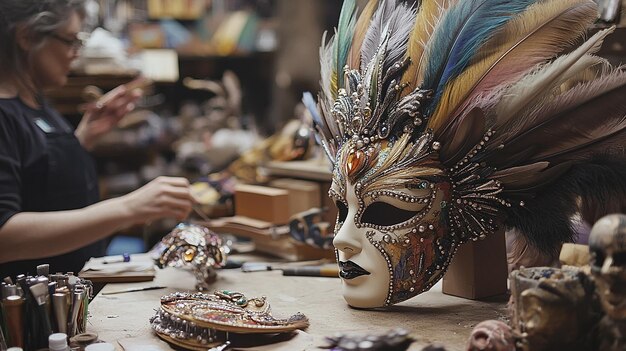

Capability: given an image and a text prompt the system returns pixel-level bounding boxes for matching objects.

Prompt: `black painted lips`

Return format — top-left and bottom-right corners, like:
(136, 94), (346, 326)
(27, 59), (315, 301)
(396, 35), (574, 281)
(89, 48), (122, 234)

(339, 261), (371, 279)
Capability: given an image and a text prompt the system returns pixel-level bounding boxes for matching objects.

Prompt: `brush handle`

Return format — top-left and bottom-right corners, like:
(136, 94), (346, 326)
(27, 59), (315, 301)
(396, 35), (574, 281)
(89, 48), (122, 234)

(0, 324), (7, 350)
(36, 303), (53, 341)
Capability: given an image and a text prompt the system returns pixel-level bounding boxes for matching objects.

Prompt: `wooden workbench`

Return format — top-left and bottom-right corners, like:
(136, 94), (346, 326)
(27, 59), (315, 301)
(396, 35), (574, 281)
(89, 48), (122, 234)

(87, 262), (509, 351)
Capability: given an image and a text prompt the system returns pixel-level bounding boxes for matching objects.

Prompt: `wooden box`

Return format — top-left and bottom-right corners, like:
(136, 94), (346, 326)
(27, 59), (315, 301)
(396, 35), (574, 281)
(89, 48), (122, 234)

(234, 184), (290, 224)
(442, 231), (508, 299)
(268, 178), (321, 217)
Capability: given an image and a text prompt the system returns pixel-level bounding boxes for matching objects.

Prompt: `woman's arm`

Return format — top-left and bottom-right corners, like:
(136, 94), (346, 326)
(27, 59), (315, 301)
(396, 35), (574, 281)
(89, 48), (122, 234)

(0, 176), (193, 263)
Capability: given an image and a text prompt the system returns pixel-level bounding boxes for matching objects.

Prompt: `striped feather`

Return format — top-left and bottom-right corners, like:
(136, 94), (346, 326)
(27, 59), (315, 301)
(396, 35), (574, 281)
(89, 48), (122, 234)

(527, 67), (626, 132)
(494, 28), (614, 130)
(421, 0), (536, 115)
(401, 0), (452, 96)
(428, 0), (597, 133)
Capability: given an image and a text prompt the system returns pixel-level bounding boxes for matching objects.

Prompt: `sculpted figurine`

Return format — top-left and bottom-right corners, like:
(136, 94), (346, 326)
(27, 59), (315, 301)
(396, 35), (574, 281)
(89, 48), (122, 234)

(466, 320), (515, 351)
(509, 267), (600, 351)
(589, 214), (626, 351)
(305, 0), (626, 307)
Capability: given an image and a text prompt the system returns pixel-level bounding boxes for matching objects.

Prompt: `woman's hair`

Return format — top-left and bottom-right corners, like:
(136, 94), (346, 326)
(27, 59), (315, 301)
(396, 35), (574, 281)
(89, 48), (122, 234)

(0, 0), (86, 88)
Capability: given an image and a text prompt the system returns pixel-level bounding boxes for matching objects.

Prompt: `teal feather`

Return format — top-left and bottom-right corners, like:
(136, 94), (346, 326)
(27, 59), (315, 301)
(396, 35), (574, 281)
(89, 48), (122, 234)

(422, 0), (536, 114)
(336, 0), (358, 90)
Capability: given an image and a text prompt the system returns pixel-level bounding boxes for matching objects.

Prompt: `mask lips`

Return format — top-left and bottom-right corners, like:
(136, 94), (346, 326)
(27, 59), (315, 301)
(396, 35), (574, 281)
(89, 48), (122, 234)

(339, 260), (371, 279)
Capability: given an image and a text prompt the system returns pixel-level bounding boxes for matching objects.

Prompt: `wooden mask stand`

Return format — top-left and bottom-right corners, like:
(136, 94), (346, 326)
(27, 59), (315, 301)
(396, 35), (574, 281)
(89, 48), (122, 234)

(442, 230), (508, 299)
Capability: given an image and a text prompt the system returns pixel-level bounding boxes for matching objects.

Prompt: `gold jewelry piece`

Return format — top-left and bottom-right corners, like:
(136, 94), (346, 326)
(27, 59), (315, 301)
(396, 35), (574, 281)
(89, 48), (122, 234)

(152, 223), (228, 291)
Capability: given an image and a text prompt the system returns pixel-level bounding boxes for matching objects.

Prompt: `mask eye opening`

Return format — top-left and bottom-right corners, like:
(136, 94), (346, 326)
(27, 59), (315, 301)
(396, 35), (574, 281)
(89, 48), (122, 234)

(361, 201), (418, 227)
(336, 200), (348, 223)
(592, 249), (606, 268)
(613, 251), (626, 267)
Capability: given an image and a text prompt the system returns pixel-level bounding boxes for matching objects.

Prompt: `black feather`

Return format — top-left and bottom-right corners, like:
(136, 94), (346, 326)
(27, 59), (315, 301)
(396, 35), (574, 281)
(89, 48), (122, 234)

(505, 152), (626, 256)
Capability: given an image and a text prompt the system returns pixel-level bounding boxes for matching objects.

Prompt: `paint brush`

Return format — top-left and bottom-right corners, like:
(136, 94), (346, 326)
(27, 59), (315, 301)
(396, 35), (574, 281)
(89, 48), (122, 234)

(68, 290), (84, 337)
(29, 283), (53, 339)
(36, 264), (49, 277)
(0, 325), (7, 351)
(95, 76), (152, 109)
(282, 265), (340, 278)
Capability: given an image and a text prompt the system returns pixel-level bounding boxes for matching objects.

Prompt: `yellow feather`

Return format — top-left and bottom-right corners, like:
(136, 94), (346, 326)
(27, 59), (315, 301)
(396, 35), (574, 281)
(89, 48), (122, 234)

(380, 133), (411, 172)
(348, 0), (380, 70)
(367, 166), (443, 193)
(401, 0), (452, 97)
(426, 0), (596, 134)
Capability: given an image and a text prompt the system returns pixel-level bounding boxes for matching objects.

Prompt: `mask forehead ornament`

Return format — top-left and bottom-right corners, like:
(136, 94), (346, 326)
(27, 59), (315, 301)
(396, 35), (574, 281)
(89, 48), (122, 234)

(306, 0), (626, 307)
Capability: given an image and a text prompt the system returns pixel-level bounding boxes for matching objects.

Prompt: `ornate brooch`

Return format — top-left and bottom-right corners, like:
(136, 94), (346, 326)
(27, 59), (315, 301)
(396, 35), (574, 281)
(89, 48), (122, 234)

(151, 223), (228, 290)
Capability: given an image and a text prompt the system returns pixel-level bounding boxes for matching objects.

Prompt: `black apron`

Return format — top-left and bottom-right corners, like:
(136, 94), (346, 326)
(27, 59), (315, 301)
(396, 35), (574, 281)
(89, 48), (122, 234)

(0, 104), (105, 279)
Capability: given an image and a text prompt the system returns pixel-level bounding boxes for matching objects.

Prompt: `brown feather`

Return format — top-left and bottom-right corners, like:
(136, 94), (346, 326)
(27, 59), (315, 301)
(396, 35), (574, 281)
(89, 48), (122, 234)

(439, 107), (486, 166)
(499, 163), (572, 194)
(506, 83), (626, 163)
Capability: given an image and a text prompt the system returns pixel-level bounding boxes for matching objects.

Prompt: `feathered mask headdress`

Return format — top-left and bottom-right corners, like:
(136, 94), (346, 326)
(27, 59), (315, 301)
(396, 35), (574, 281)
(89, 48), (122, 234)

(305, 0), (626, 306)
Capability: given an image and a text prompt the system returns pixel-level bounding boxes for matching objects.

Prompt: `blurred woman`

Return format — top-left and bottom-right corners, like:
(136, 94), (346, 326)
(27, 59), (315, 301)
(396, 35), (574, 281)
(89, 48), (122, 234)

(0, 0), (193, 277)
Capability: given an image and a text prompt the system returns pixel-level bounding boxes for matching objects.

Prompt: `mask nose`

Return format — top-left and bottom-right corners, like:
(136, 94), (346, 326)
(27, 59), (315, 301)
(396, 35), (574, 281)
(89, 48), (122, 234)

(333, 213), (362, 257)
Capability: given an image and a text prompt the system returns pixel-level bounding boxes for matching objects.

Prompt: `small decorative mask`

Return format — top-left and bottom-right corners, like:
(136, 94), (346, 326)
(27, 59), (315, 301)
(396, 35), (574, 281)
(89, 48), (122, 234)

(150, 290), (309, 350)
(589, 214), (626, 320)
(306, 0), (626, 308)
(152, 223), (227, 291)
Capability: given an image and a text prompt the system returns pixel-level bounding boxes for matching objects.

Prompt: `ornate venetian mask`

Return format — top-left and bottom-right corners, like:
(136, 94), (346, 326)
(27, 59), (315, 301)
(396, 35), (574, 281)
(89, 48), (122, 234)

(330, 130), (457, 307)
(306, 0), (626, 308)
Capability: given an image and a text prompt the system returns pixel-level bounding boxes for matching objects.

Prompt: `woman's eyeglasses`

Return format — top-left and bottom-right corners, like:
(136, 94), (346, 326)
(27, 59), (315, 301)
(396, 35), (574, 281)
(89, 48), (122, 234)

(48, 32), (89, 51)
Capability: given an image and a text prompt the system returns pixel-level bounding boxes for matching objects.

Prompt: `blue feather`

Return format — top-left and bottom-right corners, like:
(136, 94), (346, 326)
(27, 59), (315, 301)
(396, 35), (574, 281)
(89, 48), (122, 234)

(302, 92), (323, 127)
(422, 0), (537, 113)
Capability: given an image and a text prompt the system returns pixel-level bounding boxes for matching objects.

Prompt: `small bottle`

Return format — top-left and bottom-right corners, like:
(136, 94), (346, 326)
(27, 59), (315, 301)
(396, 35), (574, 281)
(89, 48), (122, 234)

(84, 343), (115, 351)
(49, 333), (70, 351)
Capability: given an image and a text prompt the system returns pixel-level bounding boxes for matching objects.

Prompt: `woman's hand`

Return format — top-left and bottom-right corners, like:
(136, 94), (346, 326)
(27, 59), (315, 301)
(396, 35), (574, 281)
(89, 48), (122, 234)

(118, 176), (194, 225)
(75, 85), (142, 150)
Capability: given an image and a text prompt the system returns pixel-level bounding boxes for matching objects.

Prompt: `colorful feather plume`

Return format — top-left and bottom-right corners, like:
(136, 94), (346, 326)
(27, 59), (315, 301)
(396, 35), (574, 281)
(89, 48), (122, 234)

(307, 0), (626, 260)
(430, 0), (599, 132)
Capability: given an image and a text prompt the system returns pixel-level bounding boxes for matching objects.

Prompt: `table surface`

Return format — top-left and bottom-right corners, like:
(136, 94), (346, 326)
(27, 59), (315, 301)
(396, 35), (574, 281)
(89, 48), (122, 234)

(88, 263), (509, 351)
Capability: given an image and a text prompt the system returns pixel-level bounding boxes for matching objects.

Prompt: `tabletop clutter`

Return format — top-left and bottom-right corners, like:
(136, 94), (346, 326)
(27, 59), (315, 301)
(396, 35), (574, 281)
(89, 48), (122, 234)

(3, 213), (624, 351)
(0, 264), (105, 350)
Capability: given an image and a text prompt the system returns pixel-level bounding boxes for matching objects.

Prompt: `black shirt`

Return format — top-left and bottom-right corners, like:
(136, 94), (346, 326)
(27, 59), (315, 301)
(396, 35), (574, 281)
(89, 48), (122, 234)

(0, 97), (105, 278)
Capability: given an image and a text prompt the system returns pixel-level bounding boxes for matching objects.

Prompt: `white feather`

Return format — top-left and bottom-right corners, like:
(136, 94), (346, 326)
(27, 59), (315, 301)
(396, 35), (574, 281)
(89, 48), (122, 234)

(494, 27), (615, 124)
